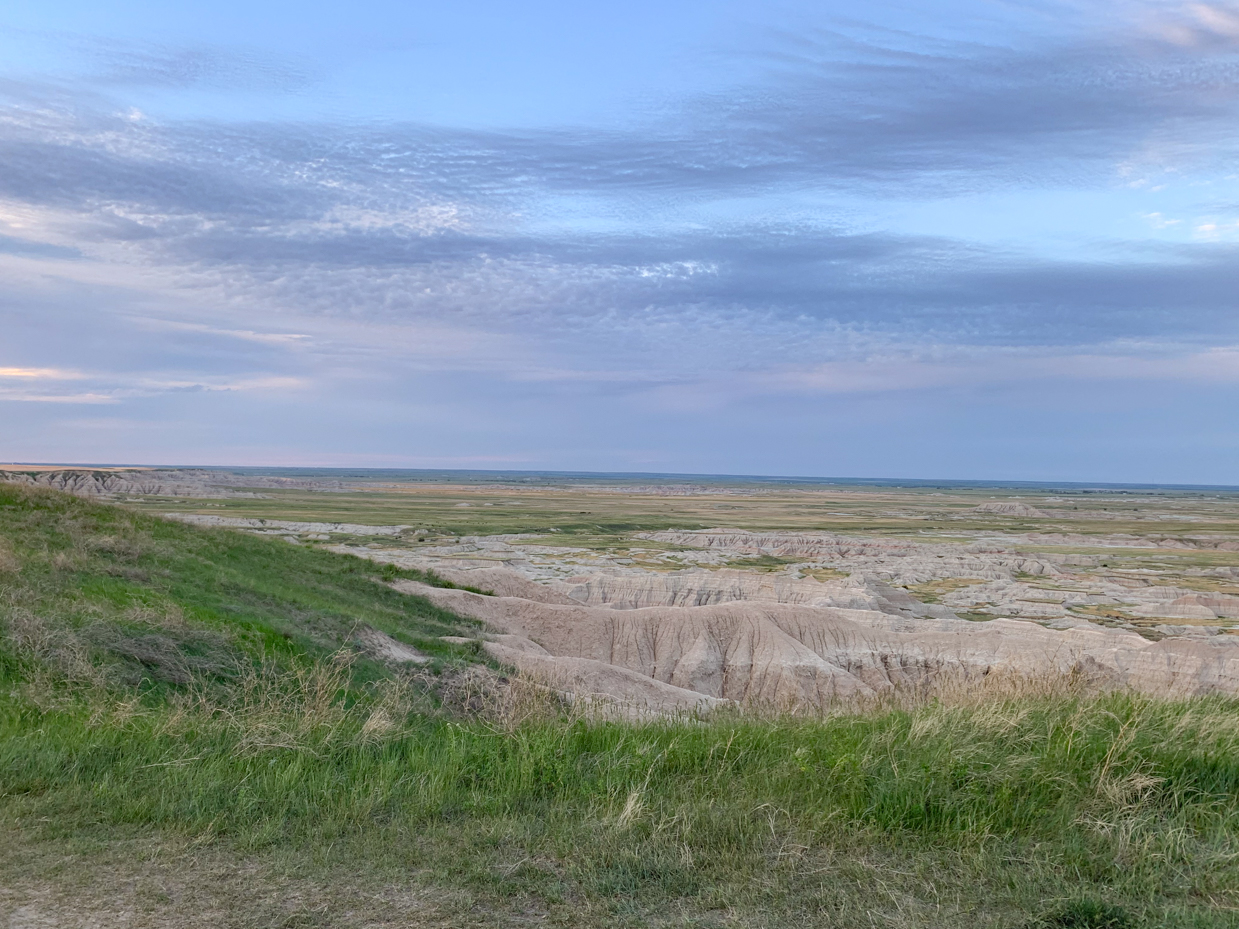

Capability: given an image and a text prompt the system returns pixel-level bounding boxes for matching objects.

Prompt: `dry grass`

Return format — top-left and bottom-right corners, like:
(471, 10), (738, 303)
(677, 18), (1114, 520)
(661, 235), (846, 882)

(8, 672), (1239, 927)
(902, 576), (989, 603)
(0, 538), (18, 574)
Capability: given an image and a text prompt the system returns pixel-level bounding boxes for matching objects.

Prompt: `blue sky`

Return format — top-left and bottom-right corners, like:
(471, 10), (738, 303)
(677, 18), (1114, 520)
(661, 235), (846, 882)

(1, 0), (1238, 482)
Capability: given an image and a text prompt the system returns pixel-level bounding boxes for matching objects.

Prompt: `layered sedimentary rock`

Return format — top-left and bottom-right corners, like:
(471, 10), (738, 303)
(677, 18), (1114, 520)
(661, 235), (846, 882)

(973, 502), (1049, 517)
(637, 529), (1067, 583)
(395, 580), (1239, 712)
(422, 564), (955, 618)
(0, 468), (349, 498)
(349, 524), (1239, 629)
(559, 569), (958, 617)
(1, 469), (228, 498)
(430, 566), (582, 603)
(166, 514), (412, 537)
(1126, 588), (1239, 620)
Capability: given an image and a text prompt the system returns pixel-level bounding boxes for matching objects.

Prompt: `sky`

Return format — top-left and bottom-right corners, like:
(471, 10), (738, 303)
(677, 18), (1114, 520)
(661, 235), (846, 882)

(1, 0), (1238, 483)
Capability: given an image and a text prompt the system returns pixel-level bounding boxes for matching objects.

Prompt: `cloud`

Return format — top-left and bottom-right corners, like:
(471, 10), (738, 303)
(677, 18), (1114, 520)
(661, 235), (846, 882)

(126, 318), (311, 345)
(0, 367), (83, 379)
(85, 41), (316, 93)
(4, 8), (1238, 224)
(0, 233), (81, 259)
(0, 29), (320, 95)
(0, 342), (308, 404)
(749, 344), (1239, 396)
(0, 390), (117, 404)
(1144, 1), (1239, 45)
(2, 3), (1239, 475)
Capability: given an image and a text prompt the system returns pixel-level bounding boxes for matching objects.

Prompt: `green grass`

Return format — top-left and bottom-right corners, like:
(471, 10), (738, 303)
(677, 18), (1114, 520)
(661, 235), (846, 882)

(3, 486), (1239, 927)
(0, 483), (481, 684)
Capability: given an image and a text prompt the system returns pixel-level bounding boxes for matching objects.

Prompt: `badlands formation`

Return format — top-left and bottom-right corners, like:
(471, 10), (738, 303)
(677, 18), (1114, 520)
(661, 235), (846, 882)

(0, 467), (348, 498)
(321, 514), (1239, 710)
(379, 529), (1239, 711)
(25, 467), (1239, 712)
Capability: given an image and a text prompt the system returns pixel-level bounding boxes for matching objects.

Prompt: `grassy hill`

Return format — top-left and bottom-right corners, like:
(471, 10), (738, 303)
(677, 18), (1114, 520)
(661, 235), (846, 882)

(2, 485), (1239, 928)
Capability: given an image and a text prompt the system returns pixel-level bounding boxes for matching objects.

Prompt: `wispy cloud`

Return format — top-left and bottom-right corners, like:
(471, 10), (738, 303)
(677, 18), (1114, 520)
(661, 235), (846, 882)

(126, 318), (311, 345)
(3, 2), (1239, 477)
(0, 366), (83, 379)
(83, 40), (317, 93)
(0, 390), (117, 404)
(0, 364), (307, 404)
(748, 345), (1239, 396)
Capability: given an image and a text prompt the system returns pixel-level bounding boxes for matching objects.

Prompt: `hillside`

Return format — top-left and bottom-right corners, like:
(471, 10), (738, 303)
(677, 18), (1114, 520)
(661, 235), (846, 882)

(3, 485), (1239, 927)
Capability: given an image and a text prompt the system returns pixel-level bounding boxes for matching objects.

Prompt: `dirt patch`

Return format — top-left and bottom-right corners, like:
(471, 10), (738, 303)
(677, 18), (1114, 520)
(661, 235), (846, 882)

(0, 825), (486, 929)
(354, 625), (430, 665)
(902, 578), (988, 604)
(0, 538), (18, 573)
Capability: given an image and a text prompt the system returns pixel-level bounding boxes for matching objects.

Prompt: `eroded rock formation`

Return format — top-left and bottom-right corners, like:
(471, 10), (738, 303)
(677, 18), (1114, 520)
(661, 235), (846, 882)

(0, 468), (349, 498)
(395, 580), (1239, 712)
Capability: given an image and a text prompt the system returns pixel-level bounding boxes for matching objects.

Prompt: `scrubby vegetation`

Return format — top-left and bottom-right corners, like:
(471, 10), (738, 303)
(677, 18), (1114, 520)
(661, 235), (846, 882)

(3, 485), (1239, 927)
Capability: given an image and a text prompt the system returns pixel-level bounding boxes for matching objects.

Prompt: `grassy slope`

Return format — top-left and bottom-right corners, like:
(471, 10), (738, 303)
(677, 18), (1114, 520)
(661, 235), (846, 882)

(2, 486), (1239, 928)
(0, 483), (480, 681)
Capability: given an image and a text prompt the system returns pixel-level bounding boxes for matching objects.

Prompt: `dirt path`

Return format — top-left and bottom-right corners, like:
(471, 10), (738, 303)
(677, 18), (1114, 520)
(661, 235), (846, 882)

(0, 826), (534, 929)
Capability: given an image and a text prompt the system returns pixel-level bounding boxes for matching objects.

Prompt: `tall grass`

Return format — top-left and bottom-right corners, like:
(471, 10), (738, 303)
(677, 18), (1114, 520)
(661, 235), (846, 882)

(5, 666), (1239, 925)
(10, 683), (1239, 848)
(0, 483), (478, 692)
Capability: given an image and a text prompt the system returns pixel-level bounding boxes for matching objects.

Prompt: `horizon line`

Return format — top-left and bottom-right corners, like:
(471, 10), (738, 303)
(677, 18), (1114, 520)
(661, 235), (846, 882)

(2, 462), (1236, 493)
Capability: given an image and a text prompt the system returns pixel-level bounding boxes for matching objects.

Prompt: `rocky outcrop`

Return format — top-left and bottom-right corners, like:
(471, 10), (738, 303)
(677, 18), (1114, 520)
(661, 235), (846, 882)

(0, 468), (350, 498)
(638, 529), (1064, 584)
(484, 634), (728, 714)
(354, 626), (429, 665)
(1, 469), (234, 498)
(1128, 588), (1239, 620)
(394, 580), (1239, 712)
(561, 568), (956, 618)
(428, 567), (581, 603)
(166, 514), (412, 537)
(973, 502), (1049, 517)
(351, 526), (1239, 629)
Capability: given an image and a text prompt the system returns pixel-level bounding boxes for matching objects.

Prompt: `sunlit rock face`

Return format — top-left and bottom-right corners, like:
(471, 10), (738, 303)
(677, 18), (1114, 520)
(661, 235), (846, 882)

(1, 469), (348, 499)
(392, 578), (1239, 714)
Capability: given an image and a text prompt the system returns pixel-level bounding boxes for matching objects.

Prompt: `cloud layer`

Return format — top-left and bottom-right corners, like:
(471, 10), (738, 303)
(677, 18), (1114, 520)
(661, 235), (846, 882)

(3, 1), (1239, 480)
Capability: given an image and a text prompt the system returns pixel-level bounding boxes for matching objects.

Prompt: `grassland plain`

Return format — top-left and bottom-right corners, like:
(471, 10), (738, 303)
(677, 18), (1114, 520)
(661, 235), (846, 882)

(140, 479), (1239, 541)
(3, 485), (1239, 927)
